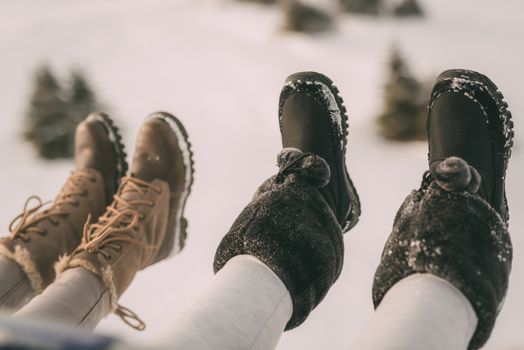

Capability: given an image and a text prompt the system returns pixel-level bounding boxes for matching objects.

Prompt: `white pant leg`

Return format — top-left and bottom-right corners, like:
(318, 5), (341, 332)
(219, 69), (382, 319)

(159, 255), (293, 350)
(14, 267), (111, 331)
(0, 256), (35, 312)
(352, 273), (478, 350)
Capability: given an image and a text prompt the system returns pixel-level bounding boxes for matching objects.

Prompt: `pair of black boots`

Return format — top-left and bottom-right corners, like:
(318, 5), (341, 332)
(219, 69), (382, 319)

(213, 70), (514, 349)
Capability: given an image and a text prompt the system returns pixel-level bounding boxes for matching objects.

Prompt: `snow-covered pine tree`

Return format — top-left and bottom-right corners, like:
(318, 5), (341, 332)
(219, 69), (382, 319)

(338, 0), (382, 15)
(24, 65), (74, 159)
(377, 46), (427, 141)
(68, 70), (102, 126)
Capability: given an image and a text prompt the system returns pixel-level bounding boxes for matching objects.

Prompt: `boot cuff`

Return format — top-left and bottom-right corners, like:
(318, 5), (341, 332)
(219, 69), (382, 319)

(55, 254), (118, 312)
(215, 148), (343, 330)
(373, 157), (511, 349)
(0, 243), (44, 293)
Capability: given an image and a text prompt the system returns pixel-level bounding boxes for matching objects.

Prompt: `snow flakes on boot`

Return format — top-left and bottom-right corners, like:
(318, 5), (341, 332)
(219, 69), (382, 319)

(373, 156), (512, 350)
(214, 148), (343, 330)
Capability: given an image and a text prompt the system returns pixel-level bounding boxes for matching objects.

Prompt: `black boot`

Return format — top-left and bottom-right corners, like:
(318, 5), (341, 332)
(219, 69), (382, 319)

(373, 69), (514, 350)
(214, 72), (360, 329)
(428, 69), (514, 222)
(279, 71), (361, 232)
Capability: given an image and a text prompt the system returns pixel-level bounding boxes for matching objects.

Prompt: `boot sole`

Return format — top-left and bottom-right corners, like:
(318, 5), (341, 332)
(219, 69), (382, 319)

(280, 71), (361, 232)
(86, 112), (128, 191)
(147, 112), (195, 255)
(430, 69), (514, 222)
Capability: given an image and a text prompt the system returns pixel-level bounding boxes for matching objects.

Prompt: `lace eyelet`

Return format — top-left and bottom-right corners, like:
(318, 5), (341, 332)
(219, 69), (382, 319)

(39, 230), (47, 236)
(154, 187), (161, 194)
(148, 201), (154, 207)
(51, 220), (59, 226)
(72, 201), (79, 207)
(139, 213), (145, 220)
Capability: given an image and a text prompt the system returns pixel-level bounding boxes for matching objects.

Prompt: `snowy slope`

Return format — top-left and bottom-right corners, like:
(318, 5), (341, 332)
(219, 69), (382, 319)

(0, 0), (523, 349)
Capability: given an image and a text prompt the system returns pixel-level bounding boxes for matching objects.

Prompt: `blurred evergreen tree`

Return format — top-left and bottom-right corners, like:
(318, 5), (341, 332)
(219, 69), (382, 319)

(24, 65), (74, 159)
(377, 47), (428, 141)
(235, 0), (277, 4)
(68, 70), (102, 126)
(393, 0), (424, 17)
(24, 66), (103, 159)
(282, 0), (334, 33)
(338, 0), (382, 15)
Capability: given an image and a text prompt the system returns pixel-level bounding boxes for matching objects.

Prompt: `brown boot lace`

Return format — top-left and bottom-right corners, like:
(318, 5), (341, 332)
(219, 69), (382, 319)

(9, 170), (97, 242)
(79, 175), (162, 331)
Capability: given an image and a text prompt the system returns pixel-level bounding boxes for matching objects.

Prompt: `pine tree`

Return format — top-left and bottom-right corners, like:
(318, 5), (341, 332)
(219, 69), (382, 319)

(377, 47), (427, 141)
(393, 0), (424, 17)
(282, 0), (334, 33)
(235, 0), (277, 4)
(24, 66), (74, 159)
(68, 70), (102, 126)
(338, 0), (382, 15)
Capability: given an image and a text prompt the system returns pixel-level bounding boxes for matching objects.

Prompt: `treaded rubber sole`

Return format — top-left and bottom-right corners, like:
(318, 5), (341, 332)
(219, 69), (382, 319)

(430, 69), (514, 222)
(280, 71), (361, 232)
(86, 112), (128, 192)
(147, 112), (195, 254)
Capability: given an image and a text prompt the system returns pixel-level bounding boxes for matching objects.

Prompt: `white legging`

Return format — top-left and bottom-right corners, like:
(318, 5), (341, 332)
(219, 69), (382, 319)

(351, 273), (478, 350)
(0, 255), (477, 350)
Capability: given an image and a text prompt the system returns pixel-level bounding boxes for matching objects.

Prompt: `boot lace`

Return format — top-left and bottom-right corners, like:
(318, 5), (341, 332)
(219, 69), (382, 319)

(9, 170), (96, 242)
(80, 175), (161, 331)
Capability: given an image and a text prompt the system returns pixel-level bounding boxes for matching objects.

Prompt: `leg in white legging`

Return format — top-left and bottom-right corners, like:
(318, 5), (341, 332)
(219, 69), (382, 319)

(352, 273), (478, 350)
(159, 254), (293, 350)
(14, 267), (111, 331)
(5, 254), (291, 350)
(0, 256), (36, 312)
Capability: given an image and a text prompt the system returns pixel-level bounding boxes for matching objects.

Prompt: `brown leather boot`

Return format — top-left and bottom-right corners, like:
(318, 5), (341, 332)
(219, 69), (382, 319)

(0, 112), (127, 293)
(56, 112), (194, 330)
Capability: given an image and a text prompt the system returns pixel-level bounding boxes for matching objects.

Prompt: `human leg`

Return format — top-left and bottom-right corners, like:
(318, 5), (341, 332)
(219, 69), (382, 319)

(162, 255), (292, 350)
(353, 273), (477, 350)
(0, 256), (35, 312)
(165, 72), (361, 350)
(0, 113), (126, 313)
(355, 70), (514, 350)
(14, 267), (110, 331)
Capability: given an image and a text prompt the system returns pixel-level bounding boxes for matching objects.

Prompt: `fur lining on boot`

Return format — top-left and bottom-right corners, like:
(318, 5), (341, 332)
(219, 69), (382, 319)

(0, 244), (44, 293)
(55, 255), (118, 312)
(373, 157), (512, 350)
(214, 148), (343, 330)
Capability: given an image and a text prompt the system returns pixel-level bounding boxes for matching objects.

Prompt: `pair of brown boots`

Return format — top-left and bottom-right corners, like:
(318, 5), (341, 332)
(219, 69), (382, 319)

(0, 112), (194, 329)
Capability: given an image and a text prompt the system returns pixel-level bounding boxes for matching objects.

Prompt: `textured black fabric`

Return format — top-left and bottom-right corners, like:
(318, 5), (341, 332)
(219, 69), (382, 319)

(214, 148), (344, 330)
(373, 157), (512, 350)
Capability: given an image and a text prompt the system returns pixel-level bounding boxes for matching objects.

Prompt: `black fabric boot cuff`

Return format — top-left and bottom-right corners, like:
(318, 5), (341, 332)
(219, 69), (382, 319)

(372, 157), (512, 349)
(214, 148), (344, 330)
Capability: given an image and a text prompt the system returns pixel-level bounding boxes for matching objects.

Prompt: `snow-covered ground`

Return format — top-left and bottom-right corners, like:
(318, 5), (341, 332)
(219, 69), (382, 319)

(0, 0), (523, 348)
